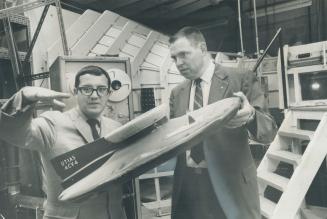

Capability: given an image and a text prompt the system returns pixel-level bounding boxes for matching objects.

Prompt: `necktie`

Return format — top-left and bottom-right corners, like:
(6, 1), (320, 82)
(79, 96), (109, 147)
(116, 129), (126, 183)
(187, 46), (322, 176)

(190, 78), (205, 164)
(87, 119), (100, 140)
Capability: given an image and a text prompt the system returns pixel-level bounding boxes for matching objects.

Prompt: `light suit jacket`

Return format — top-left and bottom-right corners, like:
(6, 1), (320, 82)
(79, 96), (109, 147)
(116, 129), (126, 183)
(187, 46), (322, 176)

(0, 91), (126, 219)
(170, 64), (277, 219)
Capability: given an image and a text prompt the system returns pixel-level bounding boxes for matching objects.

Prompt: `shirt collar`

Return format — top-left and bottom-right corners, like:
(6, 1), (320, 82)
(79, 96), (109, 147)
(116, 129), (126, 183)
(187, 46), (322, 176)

(198, 60), (215, 84)
(76, 106), (101, 127)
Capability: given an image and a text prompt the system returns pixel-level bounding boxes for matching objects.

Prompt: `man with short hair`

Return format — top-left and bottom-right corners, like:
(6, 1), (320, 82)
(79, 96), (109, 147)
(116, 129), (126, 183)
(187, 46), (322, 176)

(169, 26), (277, 219)
(0, 65), (127, 219)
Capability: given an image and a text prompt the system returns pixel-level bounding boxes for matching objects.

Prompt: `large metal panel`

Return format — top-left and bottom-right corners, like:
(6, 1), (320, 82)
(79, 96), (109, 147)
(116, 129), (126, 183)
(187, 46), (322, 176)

(141, 61), (158, 68)
(128, 33), (146, 47)
(71, 11), (119, 56)
(105, 21), (137, 55)
(91, 43), (109, 54)
(150, 42), (169, 56)
(99, 35), (116, 47)
(122, 43), (141, 59)
(47, 9), (100, 66)
(139, 68), (160, 85)
(144, 53), (163, 67)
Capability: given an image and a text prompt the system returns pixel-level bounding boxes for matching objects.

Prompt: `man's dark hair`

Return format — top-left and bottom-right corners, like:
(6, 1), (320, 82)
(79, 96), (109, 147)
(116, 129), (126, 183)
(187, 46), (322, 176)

(74, 65), (111, 88)
(169, 26), (206, 46)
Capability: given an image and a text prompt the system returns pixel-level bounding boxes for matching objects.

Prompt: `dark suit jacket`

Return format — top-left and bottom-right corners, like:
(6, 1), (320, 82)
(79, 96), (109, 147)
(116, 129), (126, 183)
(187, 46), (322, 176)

(0, 91), (127, 219)
(169, 64), (277, 219)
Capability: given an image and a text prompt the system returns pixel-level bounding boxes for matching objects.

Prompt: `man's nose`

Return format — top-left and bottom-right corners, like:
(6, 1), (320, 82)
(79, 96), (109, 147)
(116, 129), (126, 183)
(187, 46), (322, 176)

(90, 90), (99, 98)
(176, 57), (184, 66)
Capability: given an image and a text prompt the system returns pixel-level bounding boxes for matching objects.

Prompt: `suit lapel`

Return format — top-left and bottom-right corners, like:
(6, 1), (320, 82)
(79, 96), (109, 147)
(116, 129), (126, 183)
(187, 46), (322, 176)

(100, 116), (111, 137)
(177, 80), (192, 116)
(68, 108), (93, 143)
(208, 65), (229, 104)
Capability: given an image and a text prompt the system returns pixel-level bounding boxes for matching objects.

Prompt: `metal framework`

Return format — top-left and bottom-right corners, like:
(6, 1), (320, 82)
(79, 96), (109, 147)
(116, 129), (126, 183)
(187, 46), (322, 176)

(0, 0), (68, 56)
(0, 0), (69, 83)
(23, 4), (50, 70)
(2, 5), (21, 89)
(0, 0), (56, 19)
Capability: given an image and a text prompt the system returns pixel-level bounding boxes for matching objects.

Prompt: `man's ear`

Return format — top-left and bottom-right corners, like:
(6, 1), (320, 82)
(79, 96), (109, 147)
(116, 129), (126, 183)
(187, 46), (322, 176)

(199, 42), (207, 53)
(73, 88), (78, 95)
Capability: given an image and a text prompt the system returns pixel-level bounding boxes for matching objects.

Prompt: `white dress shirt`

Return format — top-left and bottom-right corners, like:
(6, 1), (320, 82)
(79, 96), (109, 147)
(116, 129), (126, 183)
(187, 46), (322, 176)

(186, 60), (215, 168)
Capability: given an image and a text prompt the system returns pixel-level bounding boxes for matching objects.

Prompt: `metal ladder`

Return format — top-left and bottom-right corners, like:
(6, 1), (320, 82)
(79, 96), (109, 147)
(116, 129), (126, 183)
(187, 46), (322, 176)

(257, 108), (327, 218)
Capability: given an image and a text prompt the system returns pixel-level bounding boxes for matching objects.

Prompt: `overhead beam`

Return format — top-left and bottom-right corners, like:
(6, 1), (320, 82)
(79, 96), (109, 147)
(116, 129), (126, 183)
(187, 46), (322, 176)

(165, 0), (198, 10)
(194, 19), (228, 30)
(73, 0), (98, 3)
(136, 4), (233, 23)
(139, 0), (197, 17)
(117, 0), (173, 17)
(247, 0), (312, 18)
(255, 8), (309, 28)
(243, 0), (290, 11)
(109, 0), (144, 10)
(162, 0), (221, 20)
(138, 0), (222, 21)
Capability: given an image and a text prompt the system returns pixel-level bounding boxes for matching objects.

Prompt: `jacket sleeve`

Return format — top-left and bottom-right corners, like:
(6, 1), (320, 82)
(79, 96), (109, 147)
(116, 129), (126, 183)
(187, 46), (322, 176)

(242, 70), (278, 144)
(0, 90), (55, 151)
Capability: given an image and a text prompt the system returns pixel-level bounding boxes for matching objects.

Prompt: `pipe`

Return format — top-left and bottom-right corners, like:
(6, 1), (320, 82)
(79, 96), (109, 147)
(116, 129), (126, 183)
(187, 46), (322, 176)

(278, 30), (288, 109)
(252, 28), (281, 72)
(253, 0), (260, 58)
(237, 0), (244, 56)
(55, 0), (69, 56)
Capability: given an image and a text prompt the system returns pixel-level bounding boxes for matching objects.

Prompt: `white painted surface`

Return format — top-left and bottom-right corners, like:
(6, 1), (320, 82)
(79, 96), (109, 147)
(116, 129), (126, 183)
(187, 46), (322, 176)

(25, 5), (79, 74)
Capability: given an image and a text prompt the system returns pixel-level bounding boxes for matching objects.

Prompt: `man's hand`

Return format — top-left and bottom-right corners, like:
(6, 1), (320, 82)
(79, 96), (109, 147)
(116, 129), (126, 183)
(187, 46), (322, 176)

(22, 86), (70, 109)
(225, 92), (255, 129)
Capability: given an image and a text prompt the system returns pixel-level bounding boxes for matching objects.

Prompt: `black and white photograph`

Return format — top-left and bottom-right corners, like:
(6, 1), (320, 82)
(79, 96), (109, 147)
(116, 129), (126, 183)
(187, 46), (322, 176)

(0, 0), (326, 218)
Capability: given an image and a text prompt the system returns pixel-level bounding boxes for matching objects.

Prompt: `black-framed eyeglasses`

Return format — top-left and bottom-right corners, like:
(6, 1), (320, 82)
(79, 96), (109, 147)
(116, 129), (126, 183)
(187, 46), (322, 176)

(77, 86), (109, 97)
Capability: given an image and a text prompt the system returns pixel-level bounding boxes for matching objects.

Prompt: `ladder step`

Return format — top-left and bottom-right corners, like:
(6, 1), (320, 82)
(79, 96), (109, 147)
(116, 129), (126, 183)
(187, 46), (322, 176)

(257, 171), (289, 192)
(278, 128), (314, 140)
(267, 150), (302, 165)
(260, 196), (276, 218)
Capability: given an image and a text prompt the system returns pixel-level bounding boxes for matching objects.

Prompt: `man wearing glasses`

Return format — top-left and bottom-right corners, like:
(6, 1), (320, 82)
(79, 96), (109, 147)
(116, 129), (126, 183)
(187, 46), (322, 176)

(0, 66), (127, 219)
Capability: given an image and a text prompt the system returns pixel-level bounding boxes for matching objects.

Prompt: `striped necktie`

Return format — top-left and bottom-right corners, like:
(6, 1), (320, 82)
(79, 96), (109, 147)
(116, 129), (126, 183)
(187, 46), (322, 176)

(190, 78), (205, 163)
